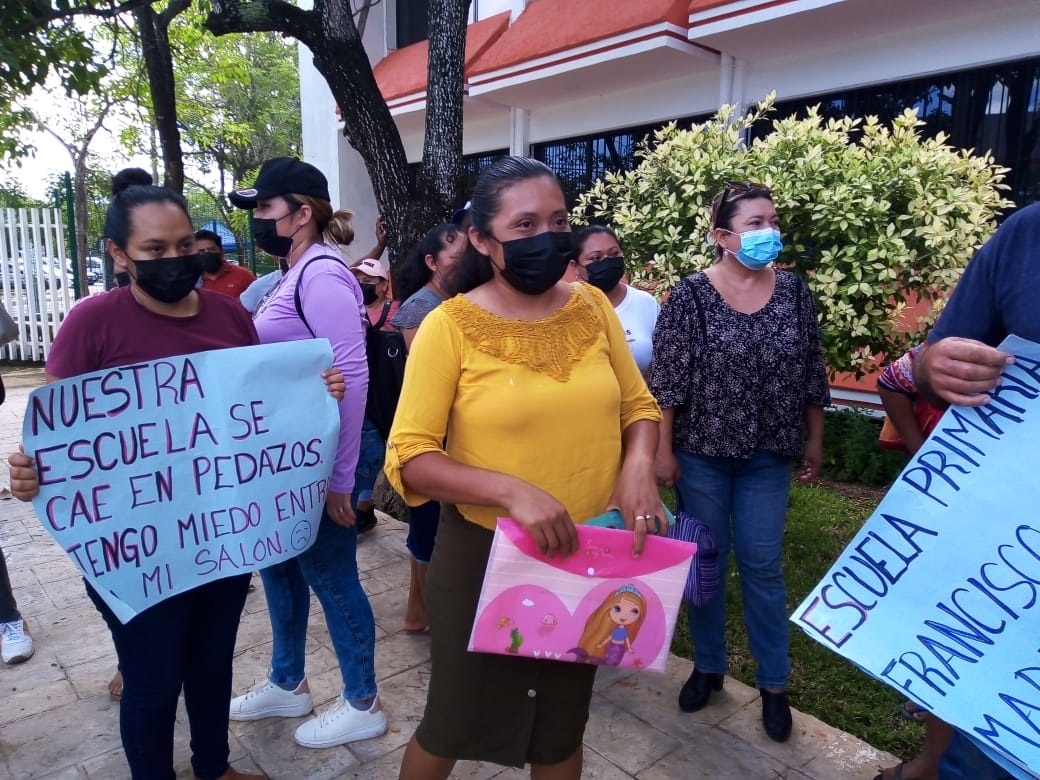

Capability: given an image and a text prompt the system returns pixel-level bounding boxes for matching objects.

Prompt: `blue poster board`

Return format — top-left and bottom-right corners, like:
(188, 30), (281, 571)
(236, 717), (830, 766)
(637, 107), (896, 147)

(793, 335), (1040, 779)
(23, 340), (340, 623)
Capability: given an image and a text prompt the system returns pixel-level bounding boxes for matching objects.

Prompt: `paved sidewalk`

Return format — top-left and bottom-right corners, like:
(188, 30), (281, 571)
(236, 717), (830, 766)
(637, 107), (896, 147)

(0, 375), (894, 779)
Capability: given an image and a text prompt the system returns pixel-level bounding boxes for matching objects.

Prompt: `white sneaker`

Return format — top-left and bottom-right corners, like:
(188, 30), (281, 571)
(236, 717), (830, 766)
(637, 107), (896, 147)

(294, 695), (388, 748)
(229, 679), (313, 721)
(1, 620), (33, 665)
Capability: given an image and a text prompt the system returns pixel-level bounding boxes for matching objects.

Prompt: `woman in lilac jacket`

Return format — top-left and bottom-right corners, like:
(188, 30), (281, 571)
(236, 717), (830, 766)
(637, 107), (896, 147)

(226, 157), (386, 749)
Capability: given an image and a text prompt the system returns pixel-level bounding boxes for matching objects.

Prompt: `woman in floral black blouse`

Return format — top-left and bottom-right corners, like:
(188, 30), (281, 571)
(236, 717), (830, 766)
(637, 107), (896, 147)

(650, 182), (829, 743)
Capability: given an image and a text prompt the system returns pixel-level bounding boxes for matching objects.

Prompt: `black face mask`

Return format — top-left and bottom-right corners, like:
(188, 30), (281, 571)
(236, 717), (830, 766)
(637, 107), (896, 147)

(251, 209), (298, 258)
(131, 254), (201, 303)
(360, 282), (379, 305)
(497, 231), (574, 295)
(584, 256), (625, 292)
(198, 251), (223, 274)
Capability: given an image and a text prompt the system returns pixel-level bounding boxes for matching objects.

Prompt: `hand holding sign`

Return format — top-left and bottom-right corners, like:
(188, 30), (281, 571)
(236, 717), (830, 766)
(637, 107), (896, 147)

(19, 340), (341, 624)
(793, 334), (1040, 780)
(916, 336), (1015, 407)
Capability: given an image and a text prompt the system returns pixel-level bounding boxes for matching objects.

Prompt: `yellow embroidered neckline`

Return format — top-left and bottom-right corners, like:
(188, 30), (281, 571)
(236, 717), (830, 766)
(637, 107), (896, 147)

(443, 288), (601, 382)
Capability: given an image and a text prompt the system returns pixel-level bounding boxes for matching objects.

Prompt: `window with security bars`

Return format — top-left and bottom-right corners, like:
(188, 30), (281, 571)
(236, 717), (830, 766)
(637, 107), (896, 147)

(396, 0), (429, 48)
(532, 119), (699, 211)
(456, 148), (509, 209)
(405, 148), (508, 219)
(763, 56), (1040, 207)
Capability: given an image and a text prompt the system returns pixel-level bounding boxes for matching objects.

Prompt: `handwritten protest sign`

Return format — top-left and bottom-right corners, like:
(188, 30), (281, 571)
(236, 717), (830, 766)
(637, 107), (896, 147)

(23, 341), (340, 624)
(793, 335), (1040, 779)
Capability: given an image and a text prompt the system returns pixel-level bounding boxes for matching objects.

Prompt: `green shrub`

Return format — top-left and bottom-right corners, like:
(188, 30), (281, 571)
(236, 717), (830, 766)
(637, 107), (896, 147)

(822, 407), (907, 484)
(575, 94), (1012, 376)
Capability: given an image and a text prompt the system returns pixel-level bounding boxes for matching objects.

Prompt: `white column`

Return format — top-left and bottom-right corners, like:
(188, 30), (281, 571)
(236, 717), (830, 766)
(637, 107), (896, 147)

(732, 57), (747, 117)
(510, 106), (530, 156)
(510, 0), (528, 24)
(719, 52), (734, 109)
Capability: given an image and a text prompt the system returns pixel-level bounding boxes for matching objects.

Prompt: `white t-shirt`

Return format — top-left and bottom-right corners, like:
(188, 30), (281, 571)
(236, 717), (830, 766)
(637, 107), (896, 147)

(613, 285), (660, 374)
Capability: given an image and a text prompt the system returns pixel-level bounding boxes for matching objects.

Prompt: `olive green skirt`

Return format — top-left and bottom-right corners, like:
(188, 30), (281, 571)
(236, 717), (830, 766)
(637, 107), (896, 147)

(415, 504), (597, 768)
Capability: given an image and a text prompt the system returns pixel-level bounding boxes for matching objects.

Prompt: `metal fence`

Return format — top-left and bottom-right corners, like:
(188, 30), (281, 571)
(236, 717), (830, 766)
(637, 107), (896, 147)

(0, 207), (76, 361)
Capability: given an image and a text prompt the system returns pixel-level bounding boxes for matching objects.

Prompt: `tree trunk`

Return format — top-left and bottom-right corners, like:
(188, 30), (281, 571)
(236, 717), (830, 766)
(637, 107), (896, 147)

(41, 103), (111, 297)
(414, 0), (469, 241)
(310, 1), (423, 262)
(205, 0), (469, 263)
(134, 3), (186, 193)
(73, 154), (91, 297)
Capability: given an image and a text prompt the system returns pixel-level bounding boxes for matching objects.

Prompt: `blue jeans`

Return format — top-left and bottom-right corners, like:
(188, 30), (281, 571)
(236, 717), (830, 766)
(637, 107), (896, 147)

(352, 418), (385, 507)
(87, 574), (250, 780)
(406, 501), (441, 564)
(938, 731), (1016, 780)
(260, 510), (377, 701)
(0, 544), (20, 624)
(675, 449), (793, 690)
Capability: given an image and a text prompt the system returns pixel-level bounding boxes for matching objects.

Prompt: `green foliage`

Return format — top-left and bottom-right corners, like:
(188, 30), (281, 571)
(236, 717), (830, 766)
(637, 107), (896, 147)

(172, 7), (301, 185)
(821, 407), (907, 485)
(576, 94), (1014, 375)
(0, 2), (134, 156)
(0, 177), (49, 208)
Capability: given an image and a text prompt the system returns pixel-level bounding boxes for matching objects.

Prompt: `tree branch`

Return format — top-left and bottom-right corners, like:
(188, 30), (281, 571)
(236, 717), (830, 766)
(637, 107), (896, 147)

(184, 174), (233, 221)
(352, 0), (383, 38)
(206, 0), (315, 46)
(39, 125), (77, 161)
(13, 0), (159, 37)
(159, 0), (193, 28)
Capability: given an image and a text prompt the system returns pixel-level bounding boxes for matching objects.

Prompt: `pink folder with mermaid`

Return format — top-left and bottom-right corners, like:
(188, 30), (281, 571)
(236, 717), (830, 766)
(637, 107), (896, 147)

(468, 518), (696, 672)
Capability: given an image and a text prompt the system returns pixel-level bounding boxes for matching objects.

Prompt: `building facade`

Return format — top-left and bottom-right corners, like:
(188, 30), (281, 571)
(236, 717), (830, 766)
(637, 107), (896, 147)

(299, 0), (1040, 402)
(302, 0), (1040, 223)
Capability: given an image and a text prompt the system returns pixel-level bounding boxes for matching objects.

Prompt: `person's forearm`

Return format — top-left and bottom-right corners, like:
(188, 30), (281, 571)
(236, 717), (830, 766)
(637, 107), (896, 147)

(912, 342), (943, 406)
(362, 242), (384, 261)
(400, 451), (523, 508)
(364, 217), (387, 260)
(656, 407), (675, 456)
(621, 418), (658, 464)
(804, 404), (824, 449)
(879, 388), (925, 453)
(401, 326), (418, 351)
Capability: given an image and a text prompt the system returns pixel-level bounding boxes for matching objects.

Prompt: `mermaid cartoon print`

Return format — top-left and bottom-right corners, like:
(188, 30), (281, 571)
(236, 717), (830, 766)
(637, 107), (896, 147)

(570, 584), (647, 666)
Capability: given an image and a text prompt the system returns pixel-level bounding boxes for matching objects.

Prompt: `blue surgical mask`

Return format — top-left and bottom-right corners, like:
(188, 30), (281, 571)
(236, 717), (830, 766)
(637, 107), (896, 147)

(725, 227), (782, 270)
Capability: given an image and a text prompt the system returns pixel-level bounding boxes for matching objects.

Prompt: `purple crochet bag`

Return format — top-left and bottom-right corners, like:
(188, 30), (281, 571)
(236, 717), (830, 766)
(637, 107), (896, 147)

(667, 504), (720, 607)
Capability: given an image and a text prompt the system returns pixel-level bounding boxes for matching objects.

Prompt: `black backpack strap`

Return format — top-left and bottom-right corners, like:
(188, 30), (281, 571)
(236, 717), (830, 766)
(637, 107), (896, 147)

(292, 254), (347, 337)
(373, 300), (392, 330)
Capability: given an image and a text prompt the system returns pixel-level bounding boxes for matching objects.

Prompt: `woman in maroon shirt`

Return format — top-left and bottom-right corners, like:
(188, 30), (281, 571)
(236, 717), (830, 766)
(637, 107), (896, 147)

(8, 169), (341, 780)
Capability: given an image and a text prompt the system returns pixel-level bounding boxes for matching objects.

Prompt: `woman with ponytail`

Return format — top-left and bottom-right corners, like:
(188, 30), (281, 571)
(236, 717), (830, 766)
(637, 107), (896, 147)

(7, 168), (273, 780)
(227, 157), (387, 750)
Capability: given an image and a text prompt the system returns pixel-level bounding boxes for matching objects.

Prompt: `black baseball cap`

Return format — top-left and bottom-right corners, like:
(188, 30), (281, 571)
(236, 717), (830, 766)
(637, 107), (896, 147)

(229, 157), (330, 209)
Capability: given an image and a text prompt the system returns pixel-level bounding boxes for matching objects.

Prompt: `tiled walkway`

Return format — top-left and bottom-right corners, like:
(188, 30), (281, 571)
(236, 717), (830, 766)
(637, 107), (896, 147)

(0, 371), (893, 779)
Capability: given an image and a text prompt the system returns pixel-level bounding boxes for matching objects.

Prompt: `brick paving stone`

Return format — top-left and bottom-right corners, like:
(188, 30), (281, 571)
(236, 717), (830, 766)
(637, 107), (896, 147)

(0, 379), (895, 779)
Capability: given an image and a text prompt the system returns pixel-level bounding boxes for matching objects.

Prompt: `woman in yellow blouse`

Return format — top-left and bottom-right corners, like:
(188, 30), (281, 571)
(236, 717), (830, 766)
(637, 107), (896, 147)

(386, 157), (663, 780)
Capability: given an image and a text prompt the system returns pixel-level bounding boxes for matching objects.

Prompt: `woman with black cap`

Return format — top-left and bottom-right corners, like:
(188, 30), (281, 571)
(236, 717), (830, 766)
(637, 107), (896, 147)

(226, 157), (387, 749)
